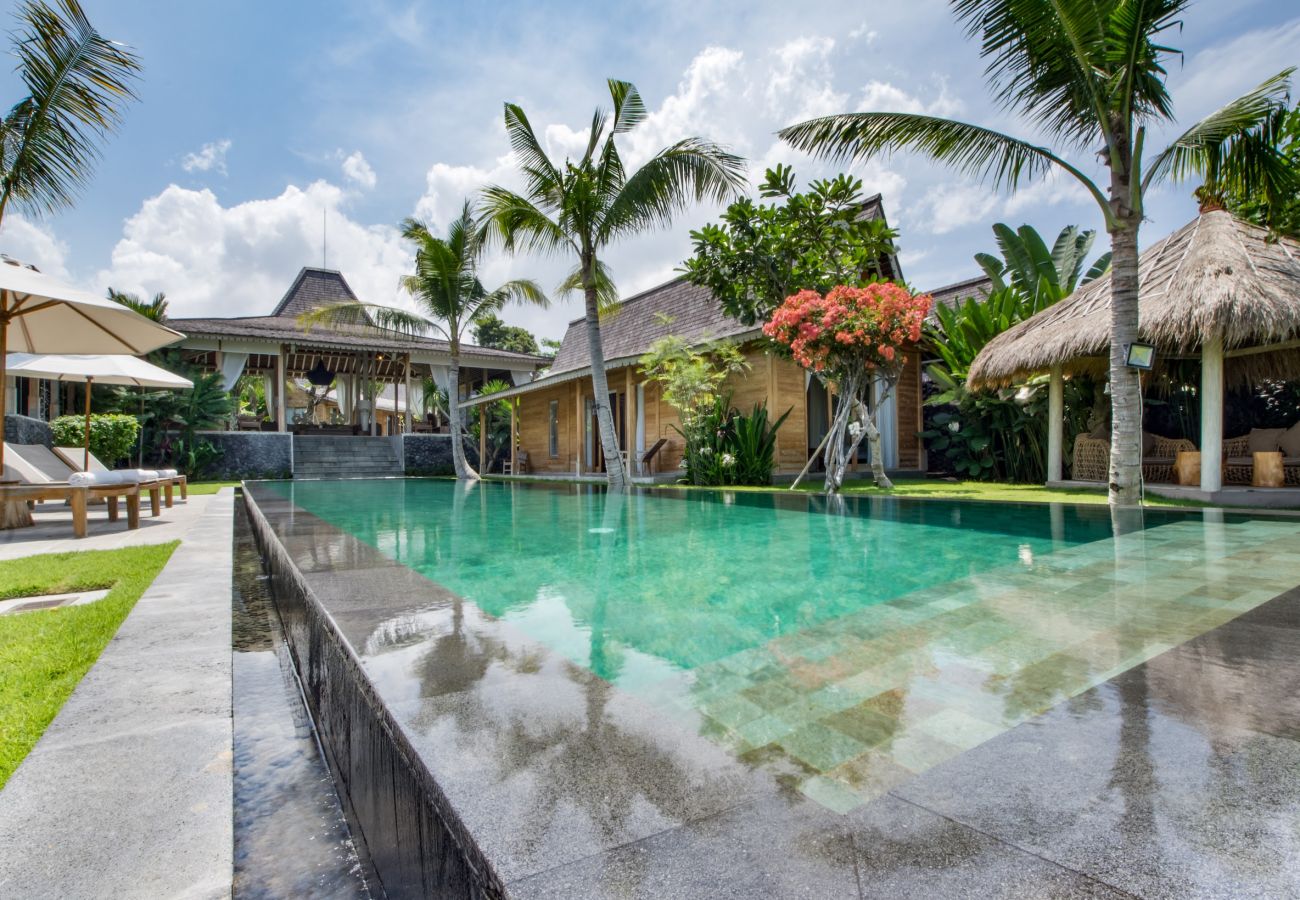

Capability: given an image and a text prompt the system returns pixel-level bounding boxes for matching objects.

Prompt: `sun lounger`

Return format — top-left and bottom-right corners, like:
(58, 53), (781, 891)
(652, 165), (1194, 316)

(640, 437), (669, 475)
(9, 444), (163, 518)
(2, 450), (146, 537)
(53, 446), (187, 507)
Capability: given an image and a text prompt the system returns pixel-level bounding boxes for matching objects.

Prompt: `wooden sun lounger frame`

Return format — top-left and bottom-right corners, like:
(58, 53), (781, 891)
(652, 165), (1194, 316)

(0, 481), (158, 538)
(51, 447), (188, 507)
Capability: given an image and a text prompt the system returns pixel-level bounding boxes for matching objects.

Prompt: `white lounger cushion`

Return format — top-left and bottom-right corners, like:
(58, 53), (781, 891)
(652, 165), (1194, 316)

(157, 468), (179, 479)
(68, 469), (159, 487)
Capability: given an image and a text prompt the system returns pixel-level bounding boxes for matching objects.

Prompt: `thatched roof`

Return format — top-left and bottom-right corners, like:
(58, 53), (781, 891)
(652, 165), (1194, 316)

(969, 211), (1300, 389)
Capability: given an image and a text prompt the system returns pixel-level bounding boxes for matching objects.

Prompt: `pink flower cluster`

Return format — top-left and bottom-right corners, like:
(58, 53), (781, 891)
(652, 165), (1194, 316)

(762, 283), (932, 373)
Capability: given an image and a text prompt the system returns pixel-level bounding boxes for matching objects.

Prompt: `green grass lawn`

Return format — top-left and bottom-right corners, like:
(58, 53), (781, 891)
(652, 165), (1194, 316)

(0, 542), (179, 787)
(186, 480), (241, 495)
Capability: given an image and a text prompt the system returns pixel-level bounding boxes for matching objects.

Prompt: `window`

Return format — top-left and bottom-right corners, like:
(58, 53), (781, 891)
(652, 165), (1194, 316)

(548, 400), (559, 458)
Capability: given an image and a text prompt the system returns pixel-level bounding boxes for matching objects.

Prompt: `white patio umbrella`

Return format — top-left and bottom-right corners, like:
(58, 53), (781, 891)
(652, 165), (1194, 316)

(0, 260), (184, 469)
(6, 353), (193, 469)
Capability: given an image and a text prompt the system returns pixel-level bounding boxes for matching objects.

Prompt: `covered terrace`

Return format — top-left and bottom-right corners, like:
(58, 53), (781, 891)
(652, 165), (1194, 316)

(969, 210), (1300, 505)
(168, 267), (545, 434)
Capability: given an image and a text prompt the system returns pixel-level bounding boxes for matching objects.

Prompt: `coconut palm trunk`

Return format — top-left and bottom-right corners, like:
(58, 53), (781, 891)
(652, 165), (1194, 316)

(1107, 204), (1143, 504)
(447, 345), (478, 480)
(582, 264), (626, 486)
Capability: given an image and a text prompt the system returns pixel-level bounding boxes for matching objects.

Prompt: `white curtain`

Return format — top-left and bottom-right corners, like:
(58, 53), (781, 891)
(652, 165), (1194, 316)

(336, 375), (353, 419)
(874, 375), (898, 468)
(218, 352), (248, 391)
(429, 365), (451, 394)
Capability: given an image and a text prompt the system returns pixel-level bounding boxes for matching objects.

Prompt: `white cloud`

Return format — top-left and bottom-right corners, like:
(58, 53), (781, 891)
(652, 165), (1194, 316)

(97, 181), (412, 320)
(0, 215), (70, 280)
(857, 79), (962, 118)
(341, 150), (377, 189)
(181, 139), (232, 175)
(909, 183), (1000, 235)
(763, 37), (848, 122)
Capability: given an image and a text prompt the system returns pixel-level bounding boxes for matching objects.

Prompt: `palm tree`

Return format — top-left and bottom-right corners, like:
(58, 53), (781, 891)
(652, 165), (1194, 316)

(779, 1), (1292, 506)
(301, 202), (547, 480)
(481, 79), (747, 487)
(0, 0), (140, 229)
(107, 288), (168, 322)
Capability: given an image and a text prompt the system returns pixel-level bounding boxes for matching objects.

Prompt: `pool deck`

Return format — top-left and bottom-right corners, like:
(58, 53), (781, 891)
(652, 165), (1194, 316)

(244, 481), (1300, 898)
(0, 490), (235, 899)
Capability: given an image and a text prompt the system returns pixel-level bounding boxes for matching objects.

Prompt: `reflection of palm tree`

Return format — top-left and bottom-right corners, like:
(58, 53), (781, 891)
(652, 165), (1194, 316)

(1110, 666), (1155, 834)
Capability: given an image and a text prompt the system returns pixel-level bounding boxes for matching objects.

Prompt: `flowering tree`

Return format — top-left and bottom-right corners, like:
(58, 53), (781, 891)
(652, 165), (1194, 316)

(764, 283), (931, 493)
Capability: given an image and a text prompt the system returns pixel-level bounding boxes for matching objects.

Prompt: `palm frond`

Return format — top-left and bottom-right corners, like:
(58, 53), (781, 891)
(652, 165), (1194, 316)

(557, 259), (619, 314)
(1143, 69), (1294, 193)
(607, 79), (647, 134)
(297, 301), (439, 339)
(779, 113), (1107, 208)
(503, 102), (562, 188)
(598, 137), (746, 243)
(1, 0), (141, 220)
(479, 185), (574, 257)
(482, 278), (550, 314)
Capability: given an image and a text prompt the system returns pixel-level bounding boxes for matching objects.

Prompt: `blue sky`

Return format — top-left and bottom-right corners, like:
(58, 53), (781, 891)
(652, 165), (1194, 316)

(0, 0), (1296, 340)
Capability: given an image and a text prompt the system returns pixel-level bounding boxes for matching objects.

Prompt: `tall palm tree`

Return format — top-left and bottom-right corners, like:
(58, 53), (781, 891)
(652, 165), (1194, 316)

(301, 202), (547, 480)
(481, 79), (747, 487)
(779, 1), (1292, 506)
(0, 0), (140, 229)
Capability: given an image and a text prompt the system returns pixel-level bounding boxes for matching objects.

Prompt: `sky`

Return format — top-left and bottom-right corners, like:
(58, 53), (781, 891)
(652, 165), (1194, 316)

(0, 0), (1296, 343)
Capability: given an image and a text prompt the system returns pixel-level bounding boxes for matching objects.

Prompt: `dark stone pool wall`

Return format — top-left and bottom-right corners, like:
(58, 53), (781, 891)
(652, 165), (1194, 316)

(5, 413), (52, 447)
(199, 431), (293, 480)
(401, 433), (478, 476)
(242, 488), (503, 900)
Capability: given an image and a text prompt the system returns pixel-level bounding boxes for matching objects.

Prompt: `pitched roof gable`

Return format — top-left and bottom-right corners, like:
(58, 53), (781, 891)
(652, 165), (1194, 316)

(270, 267), (363, 319)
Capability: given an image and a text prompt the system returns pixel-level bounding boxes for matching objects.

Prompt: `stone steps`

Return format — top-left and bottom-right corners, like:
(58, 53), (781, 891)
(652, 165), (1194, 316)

(292, 436), (402, 480)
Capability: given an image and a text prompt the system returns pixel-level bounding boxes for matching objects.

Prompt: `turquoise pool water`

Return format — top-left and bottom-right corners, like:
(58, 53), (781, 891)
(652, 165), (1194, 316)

(263, 478), (1300, 812)
(268, 479), (1118, 676)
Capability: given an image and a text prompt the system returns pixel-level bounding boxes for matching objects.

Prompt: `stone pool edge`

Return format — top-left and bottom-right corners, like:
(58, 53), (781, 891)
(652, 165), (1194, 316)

(0, 489), (235, 900)
(242, 483), (510, 898)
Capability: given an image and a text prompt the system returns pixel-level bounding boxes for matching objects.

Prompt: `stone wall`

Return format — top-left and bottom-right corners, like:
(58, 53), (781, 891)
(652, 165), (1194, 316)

(402, 434), (478, 476)
(197, 431), (293, 480)
(4, 414), (52, 448)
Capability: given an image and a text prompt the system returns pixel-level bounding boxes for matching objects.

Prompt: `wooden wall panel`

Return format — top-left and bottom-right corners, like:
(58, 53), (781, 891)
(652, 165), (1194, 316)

(517, 383), (576, 472)
(895, 346), (923, 471)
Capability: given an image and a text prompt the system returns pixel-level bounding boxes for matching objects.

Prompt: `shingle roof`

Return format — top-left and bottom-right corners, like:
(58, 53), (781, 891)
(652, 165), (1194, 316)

(270, 267), (362, 318)
(548, 279), (758, 375)
(925, 275), (994, 316)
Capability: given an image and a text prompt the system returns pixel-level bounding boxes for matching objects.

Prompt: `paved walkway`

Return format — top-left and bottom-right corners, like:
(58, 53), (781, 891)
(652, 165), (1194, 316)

(0, 489), (235, 899)
(0, 490), (217, 560)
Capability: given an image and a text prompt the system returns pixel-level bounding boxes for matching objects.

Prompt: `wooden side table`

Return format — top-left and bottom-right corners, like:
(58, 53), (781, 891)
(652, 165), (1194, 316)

(1175, 451), (1201, 487)
(1253, 451), (1284, 488)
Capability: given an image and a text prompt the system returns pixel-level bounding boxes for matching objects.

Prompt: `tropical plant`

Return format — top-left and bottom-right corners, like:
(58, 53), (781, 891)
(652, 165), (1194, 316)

(102, 361), (233, 468)
(467, 378), (513, 472)
(482, 78), (746, 488)
(300, 201), (547, 480)
(683, 164), (900, 326)
(0, 0), (141, 227)
(50, 412), (137, 466)
(471, 312), (540, 355)
(779, 1), (1293, 506)
(763, 283), (931, 492)
(639, 335), (748, 484)
(234, 374), (268, 420)
(1218, 104), (1300, 239)
(107, 288), (168, 323)
(730, 402), (792, 485)
(975, 223), (1109, 309)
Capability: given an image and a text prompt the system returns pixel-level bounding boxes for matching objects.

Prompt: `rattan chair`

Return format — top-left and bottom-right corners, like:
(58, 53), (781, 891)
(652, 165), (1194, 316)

(1070, 432), (1194, 483)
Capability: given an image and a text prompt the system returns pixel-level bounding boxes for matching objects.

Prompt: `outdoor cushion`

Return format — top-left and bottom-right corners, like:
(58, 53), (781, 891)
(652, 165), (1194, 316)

(1142, 431), (1157, 455)
(1279, 422), (1300, 458)
(68, 471), (113, 486)
(114, 469), (160, 483)
(1089, 422), (1109, 439)
(1247, 427), (1285, 453)
(157, 468), (179, 479)
(1225, 457), (1254, 466)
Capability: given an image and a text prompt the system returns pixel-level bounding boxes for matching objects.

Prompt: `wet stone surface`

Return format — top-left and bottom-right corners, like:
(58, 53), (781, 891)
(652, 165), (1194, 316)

(232, 501), (372, 899)
(243, 480), (1300, 898)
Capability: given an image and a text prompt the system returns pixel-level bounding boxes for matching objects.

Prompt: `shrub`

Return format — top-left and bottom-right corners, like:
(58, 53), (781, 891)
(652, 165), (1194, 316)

(50, 414), (139, 467)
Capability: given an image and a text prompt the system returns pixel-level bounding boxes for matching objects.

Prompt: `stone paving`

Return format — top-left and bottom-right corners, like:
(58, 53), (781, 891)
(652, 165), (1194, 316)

(0, 489), (216, 560)
(0, 490), (235, 900)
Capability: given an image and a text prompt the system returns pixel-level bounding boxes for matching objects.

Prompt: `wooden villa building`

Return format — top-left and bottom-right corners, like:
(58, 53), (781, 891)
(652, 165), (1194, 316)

(460, 280), (930, 480)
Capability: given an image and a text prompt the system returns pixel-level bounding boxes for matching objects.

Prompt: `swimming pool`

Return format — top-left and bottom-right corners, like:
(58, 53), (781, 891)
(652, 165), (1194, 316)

(263, 478), (1300, 812)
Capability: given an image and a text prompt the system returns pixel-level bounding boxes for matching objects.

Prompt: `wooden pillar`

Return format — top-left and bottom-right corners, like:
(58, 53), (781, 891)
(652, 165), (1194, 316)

(479, 404), (487, 473)
(624, 367), (634, 476)
(1201, 333), (1224, 493)
(575, 380), (584, 474)
(404, 355), (413, 434)
(275, 346), (287, 432)
(1047, 364), (1064, 483)
(509, 399), (517, 474)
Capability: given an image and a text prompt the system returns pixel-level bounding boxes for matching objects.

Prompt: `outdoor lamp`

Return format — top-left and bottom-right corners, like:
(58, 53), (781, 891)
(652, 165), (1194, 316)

(1125, 342), (1156, 370)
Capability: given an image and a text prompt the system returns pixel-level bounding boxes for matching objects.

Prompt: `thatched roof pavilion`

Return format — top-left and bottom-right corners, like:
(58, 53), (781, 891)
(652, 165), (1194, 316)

(967, 211), (1300, 495)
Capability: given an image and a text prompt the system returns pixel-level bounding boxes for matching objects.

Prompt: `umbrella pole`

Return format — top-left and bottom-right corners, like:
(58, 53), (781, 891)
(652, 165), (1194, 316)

(138, 387), (144, 467)
(83, 377), (93, 470)
(0, 310), (6, 470)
